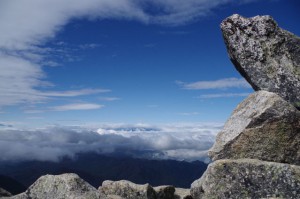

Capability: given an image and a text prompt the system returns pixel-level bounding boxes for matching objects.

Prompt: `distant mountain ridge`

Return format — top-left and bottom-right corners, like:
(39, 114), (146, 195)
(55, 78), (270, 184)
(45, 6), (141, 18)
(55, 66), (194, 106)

(0, 152), (207, 194)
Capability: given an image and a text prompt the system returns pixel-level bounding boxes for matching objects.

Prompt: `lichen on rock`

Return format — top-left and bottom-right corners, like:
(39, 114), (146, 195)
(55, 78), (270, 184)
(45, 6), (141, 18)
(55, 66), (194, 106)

(191, 159), (300, 199)
(221, 14), (300, 108)
(99, 180), (157, 199)
(209, 90), (300, 165)
(7, 173), (104, 199)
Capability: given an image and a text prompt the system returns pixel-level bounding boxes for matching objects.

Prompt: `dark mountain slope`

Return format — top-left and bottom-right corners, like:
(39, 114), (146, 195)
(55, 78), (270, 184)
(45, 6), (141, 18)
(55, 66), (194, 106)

(0, 153), (207, 193)
(0, 175), (26, 195)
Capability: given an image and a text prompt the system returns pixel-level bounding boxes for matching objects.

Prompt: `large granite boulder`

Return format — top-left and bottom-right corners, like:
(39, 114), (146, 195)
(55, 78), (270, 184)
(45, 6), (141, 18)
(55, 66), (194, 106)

(191, 159), (300, 199)
(8, 173), (103, 199)
(99, 180), (157, 199)
(208, 91), (300, 165)
(221, 14), (300, 108)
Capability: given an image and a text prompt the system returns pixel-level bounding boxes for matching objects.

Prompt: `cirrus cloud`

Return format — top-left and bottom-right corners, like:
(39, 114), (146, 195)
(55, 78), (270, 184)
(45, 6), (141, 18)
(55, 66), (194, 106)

(177, 78), (251, 90)
(198, 92), (251, 99)
(51, 103), (104, 111)
(0, 0), (258, 109)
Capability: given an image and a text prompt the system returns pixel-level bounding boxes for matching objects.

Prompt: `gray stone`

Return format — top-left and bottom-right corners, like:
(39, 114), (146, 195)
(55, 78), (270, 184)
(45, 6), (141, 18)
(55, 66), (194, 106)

(209, 91), (300, 165)
(100, 180), (156, 199)
(106, 195), (124, 199)
(191, 159), (300, 199)
(221, 14), (300, 108)
(173, 188), (192, 199)
(154, 186), (175, 199)
(0, 188), (12, 197)
(7, 173), (103, 199)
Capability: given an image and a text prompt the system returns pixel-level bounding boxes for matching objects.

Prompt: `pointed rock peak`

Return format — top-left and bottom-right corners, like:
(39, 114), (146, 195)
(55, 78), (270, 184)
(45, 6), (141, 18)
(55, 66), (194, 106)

(221, 14), (300, 108)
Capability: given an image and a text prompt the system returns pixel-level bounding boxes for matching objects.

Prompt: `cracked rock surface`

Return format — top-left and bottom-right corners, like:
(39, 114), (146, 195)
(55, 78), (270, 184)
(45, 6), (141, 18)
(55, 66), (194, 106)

(209, 91), (300, 165)
(191, 159), (300, 199)
(7, 173), (104, 199)
(221, 14), (300, 108)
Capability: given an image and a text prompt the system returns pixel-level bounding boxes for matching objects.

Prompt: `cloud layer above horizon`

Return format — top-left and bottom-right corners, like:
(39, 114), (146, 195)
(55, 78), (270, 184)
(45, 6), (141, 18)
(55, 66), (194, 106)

(0, 0), (259, 163)
(0, 123), (222, 162)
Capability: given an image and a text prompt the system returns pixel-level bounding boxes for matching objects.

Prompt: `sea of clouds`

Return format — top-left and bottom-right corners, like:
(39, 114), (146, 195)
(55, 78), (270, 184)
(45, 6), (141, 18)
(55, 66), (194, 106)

(0, 123), (222, 163)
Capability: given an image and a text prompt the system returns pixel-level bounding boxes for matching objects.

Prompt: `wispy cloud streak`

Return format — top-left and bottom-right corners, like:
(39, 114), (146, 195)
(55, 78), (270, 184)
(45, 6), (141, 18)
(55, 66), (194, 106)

(198, 92), (251, 99)
(177, 78), (251, 90)
(51, 103), (104, 111)
(0, 0), (257, 109)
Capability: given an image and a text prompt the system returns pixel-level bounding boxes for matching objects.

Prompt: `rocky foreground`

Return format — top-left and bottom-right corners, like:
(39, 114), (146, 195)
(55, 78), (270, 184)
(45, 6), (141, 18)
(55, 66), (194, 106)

(1, 14), (300, 199)
(191, 14), (300, 199)
(0, 173), (191, 199)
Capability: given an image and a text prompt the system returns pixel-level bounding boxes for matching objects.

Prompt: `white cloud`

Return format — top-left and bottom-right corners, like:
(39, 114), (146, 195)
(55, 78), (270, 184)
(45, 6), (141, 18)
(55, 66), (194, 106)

(24, 110), (45, 114)
(42, 89), (110, 97)
(178, 112), (200, 116)
(178, 78), (251, 90)
(181, 112), (200, 116)
(0, 0), (257, 109)
(98, 97), (121, 101)
(198, 92), (251, 99)
(0, 121), (24, 128)
(0, 51), (108, 108)
(51, 103), (104, 111)
(0, 122), (222, 162)
(0, 0), (146, 108)
(0, 0), (148, 51)
(143, 0), (230, 25)
(79, 43), (101, 49)
(26, 116), (44, 120)
(0, 53), (47, 106)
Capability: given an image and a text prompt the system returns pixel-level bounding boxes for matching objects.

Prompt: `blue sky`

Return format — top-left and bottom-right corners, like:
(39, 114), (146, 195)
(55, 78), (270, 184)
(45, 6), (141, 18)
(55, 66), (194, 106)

(0, 0), (299, 161)
(1, 0), (299, 127)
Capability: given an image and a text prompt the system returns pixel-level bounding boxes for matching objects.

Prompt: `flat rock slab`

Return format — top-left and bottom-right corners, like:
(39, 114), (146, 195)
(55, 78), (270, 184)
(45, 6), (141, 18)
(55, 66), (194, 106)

(221, 14), (300, 108)
(7, 173), (103, 199)
(191, 159), (300, 199)
(100, 180), (156, 199)
(209, 91), (300, 165)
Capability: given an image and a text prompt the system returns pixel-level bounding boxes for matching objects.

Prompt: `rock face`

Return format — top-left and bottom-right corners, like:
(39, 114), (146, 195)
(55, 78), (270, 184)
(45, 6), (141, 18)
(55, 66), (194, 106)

(100, 180), (157, 199)
(221, 14), (300, 108)
(209, 90), (300, 165)
(193, 14), (300, 198)
(154, 186), (192, 199)
(1, 174), (191, 199)
(100, 181), (192, 199)
(191, 159), (300, 199)
(153, 186), (175, 199)
(173, 188), (192, 199)
(8, 173), (103, 199)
